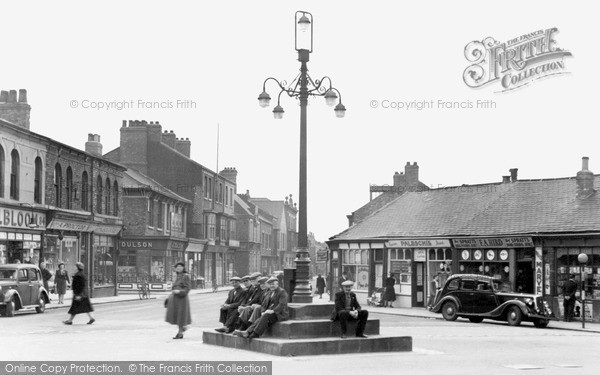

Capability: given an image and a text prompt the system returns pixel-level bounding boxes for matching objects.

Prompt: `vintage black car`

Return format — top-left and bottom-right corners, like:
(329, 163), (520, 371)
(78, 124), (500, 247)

(431, 274), (554, 328)
(0, 264), (50, 317)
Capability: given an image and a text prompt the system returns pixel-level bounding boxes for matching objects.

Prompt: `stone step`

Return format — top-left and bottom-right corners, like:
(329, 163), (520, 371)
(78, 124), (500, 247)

(288, 303), (334, 320)
(267, 319), (380, 339)
(203, 331), (412, 356)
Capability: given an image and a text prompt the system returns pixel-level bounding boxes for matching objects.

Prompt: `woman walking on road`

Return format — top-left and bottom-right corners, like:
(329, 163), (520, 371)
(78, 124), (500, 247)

(55, 262), (70, 304)
(63, 262), (95, 325)
(165, 262), (192, 339)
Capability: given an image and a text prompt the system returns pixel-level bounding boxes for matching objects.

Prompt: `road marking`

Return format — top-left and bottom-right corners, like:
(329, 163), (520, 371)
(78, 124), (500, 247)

(504, 364), (544, 370)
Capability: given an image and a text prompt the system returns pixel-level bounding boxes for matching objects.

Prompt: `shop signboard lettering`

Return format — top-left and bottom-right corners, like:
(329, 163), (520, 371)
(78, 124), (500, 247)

(387, 239), (451, 248)
(316, 250), (328, 262)
(453, 237), (533, 248)
(170, 212), (183, 232)
(120, 241), (154, 249)
(169, 241), (184, 250)
(535, 246), (543, 296)
(0, 207), (46, 229)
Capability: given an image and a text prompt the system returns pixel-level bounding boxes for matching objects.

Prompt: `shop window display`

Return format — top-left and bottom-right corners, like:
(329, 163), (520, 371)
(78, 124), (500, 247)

(93, 235), (115, 286)
(342, 249), (369, 291)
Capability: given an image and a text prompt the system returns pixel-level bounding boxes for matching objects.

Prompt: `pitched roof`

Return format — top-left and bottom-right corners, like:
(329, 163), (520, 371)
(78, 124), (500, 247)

(122, 169), (191, 203)
(330, 176), (600, 241)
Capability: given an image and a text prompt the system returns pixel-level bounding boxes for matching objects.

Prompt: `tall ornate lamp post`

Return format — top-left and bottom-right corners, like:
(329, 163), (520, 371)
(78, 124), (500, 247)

(258, 11), (345, 303)
(578, 253), (588, 328)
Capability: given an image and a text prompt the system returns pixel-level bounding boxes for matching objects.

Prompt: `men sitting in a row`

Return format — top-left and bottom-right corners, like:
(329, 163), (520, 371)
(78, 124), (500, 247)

(236, 275), (269, 331)
(233, 276), (288, 340)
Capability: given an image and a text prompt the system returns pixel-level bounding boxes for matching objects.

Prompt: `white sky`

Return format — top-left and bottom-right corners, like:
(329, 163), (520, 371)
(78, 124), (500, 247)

(2, 1), (598, 243)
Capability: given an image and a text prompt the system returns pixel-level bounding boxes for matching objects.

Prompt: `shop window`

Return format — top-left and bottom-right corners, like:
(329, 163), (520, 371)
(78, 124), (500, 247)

(34, 157), (42, 203)
(374, 249), (383, 262)
(429, 249), (436, 260)
(10, 149), (19, 200)
(92, 235), (115, 287)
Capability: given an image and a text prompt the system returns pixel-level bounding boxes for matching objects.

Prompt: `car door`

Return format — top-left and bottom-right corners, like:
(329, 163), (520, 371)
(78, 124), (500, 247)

(17, 269), (31, 306)
(457, 279), (477, 313)
(28, 269), (41, 306)
(473, 280), (497, 314)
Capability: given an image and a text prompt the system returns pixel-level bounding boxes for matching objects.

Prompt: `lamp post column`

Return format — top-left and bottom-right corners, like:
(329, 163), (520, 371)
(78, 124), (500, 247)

(293, 49), (313, 303)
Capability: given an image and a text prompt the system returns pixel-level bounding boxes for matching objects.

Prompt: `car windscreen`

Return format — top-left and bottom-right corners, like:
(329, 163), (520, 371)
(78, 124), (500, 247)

(0, 269), (17, 280)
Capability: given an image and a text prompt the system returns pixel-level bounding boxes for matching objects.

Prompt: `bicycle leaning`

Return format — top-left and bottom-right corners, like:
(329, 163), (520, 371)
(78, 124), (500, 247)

(138, 281), (150, 299)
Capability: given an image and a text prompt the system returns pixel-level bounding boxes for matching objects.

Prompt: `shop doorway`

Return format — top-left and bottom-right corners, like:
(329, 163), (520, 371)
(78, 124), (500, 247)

(412, 262), (425, 307)
(516, 261), (534, 293)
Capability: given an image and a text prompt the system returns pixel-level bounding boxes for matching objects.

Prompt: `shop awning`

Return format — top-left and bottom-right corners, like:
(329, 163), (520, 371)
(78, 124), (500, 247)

(88, 224), (123, 235)
(46, 219), (90, 232)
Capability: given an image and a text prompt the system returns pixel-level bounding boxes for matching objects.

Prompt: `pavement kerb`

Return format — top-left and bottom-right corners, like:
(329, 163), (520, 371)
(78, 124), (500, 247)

(44, 287), (600, 334)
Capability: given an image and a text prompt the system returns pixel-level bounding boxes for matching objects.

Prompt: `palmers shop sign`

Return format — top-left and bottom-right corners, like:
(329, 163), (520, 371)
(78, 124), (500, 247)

(463, 27), (572, 92)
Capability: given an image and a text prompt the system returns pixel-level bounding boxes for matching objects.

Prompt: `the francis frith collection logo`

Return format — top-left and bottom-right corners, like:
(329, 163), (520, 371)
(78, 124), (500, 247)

(463, 27), (572, 92)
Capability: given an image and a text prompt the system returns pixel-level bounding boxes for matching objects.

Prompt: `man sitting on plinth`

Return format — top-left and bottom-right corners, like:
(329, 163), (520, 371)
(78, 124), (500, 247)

(235, 274), (267, 330)
(233, 276), (288, 340)
(332, 280), (369, 339)
(215, 276), (247, 333)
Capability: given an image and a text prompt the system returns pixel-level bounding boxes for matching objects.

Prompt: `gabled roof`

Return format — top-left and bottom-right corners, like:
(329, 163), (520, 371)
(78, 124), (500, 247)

(331, 176), (600, 241)
(122, 169), (191, 203)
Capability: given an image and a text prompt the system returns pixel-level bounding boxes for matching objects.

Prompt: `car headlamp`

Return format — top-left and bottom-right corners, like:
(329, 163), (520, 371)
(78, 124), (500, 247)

(524, 298), (533, 305)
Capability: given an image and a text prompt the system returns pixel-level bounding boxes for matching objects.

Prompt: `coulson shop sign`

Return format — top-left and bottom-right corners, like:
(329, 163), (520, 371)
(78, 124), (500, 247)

(452, 237), (534, 248)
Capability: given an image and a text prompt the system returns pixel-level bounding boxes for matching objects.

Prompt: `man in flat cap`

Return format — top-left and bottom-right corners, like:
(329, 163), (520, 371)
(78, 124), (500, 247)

(332, 280), (369, 339)
(215, 276), (247, 333)
(234, 276), (288, 339)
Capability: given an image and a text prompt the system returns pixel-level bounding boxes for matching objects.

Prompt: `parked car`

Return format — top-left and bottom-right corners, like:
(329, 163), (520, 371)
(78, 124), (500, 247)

(0, 264), (50, 317)
(430, 274), (554, 328)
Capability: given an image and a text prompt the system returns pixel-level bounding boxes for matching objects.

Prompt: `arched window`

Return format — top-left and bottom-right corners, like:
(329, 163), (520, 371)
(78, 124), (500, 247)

(10, 150), (20, 200)
(81, 171), (89, 211)
(0, 146), (4, 198)
(66, 167), (73, 209)
(96, 175), (103, 214)
(105, 177), (111, 215)
(34, 157), (42, 203)
(112, 181), (119, 216)
(54, 163), (62, 207)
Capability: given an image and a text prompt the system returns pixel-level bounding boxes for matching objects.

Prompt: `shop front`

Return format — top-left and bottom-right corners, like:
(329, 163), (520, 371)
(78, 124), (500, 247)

(0, 205), (46, 265)
(117, 237), (186, 292)
(386, 239), (452, 308)
(186, 240), (206, 289)
(452, 237), (535, 294)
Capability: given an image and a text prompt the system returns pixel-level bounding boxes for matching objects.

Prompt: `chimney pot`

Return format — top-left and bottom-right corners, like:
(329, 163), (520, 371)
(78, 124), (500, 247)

(8, 90), (17, 103)
(0, 91), (8, 102)
(582, 156), (589, 171)
(18, 89), (27, 103)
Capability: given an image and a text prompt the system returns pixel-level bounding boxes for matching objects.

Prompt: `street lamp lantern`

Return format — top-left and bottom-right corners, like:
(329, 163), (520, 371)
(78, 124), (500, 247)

(258, 11), (345, 303)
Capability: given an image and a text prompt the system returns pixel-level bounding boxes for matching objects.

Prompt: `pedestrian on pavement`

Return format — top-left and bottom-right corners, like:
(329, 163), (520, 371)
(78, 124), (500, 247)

(427, 274), (440, 310)
(54, 263), (70, 305)
(316, 274), (326, 299)
(233, 277), (289, 340)
(332, 280), (369, 339)
(215, 276), (247, 333)
(165, 262), (192, 339)
(63, 262), (94, 325)
(384, 273), (396, 308)
(40, 262), (53, 300)
(562, 273), (578, 322)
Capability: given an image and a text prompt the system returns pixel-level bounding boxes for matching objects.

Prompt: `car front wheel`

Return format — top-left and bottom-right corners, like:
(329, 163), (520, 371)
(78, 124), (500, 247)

(442, 301), (458, 321)
(5, 299), (16, 317)
(534, 319), (549, 328)
(36, 297), (46, 314)
(507, 306), (522, 326)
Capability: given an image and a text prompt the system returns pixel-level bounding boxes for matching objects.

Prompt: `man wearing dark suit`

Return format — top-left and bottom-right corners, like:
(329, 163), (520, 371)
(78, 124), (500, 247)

(333, 280), (369, 339)
(562, 274), (578, 322)
(235, 277), (289, 339)
(215, 276), (247, 333)
(235, 273), (264, 330)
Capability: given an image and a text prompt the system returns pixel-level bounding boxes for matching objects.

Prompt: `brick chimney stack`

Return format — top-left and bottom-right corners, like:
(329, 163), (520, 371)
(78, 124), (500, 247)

(405, 162), (419, 187)
(162, 130), (177, 148)
(85, 134), (103, 156)
(0, 89), (31, 129)
(509, 168), (518, 182)
(576, 157), (595, 199)
(175, 138), (191, 157)
(219, 167), (238, 185)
